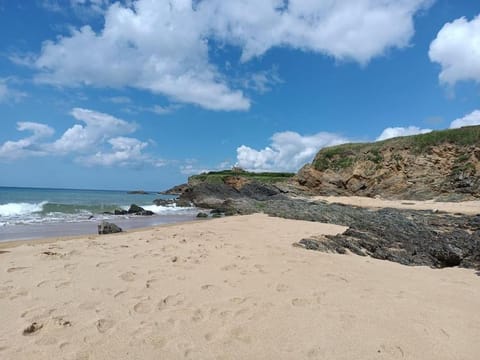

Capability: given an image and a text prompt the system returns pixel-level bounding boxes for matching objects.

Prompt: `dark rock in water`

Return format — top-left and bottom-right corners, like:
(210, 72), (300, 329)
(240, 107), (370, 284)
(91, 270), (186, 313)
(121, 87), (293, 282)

(128, 204), (144, 214)
(175, 198), (192, 207)
(211, 213), (222, 218)
(114, 209), (128, 215)
(153, 198), (175, 206)
(127, 190), (149, 194)
(196, 212), (208, 218)
(127, 204), (154, 216)
(210, 209), (223, 215)
(98, 221), (122, 235)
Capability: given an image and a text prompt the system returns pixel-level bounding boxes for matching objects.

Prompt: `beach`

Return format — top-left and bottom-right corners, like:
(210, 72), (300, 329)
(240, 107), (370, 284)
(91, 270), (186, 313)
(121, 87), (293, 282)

(1, 213), (479, 359)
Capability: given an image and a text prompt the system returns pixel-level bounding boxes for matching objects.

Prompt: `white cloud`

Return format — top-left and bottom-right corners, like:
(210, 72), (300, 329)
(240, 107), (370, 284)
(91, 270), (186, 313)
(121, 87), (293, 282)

(53, 108), (136, 153)
(31, 0), (431, 110)
(0, 108), (163, 167)
(79, 136), (162, 167)
(450, 110), (480, 129)
(34, 1), (250, 111)
(0, 79), (27, 103)
(0, 122), (54, 159)
(429, 14), (480, 85)
(202, 0), (432, 64)
(236, 131), (349, 172)
(376, 126), (432, 141)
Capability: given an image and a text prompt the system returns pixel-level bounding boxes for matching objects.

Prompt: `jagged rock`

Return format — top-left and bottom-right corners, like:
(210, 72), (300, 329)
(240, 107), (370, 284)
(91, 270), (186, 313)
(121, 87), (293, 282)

(114, 209), (128, 215)
(196, 212), (208, 218)
(159, 183), (189, 195)
(153, 198), (175, 206)
(98, 221), (122, 235)
(295, 127), (480, 200)
(127, 204), (154, 216)
(175, 198), (192, 207)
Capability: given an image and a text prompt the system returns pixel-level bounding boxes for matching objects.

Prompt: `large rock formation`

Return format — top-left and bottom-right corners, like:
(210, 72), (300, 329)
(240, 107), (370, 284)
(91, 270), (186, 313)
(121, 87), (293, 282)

(295, 126), (480, 200)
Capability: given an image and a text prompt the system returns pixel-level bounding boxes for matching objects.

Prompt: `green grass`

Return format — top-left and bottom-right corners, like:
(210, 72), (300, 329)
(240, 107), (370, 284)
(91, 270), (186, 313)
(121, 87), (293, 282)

(189, 170), (295, 184)
(313, 126), (480, 171)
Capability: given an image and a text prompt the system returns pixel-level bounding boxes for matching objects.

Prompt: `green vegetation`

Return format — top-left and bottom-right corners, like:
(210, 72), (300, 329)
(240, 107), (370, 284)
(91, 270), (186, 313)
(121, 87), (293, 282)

(313, 126), (480, 171)
(189, 169), (295, 184)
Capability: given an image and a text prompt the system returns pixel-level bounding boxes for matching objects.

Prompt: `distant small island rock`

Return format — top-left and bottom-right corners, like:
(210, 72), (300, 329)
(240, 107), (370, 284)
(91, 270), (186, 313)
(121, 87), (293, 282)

(127, 190), (150, 194)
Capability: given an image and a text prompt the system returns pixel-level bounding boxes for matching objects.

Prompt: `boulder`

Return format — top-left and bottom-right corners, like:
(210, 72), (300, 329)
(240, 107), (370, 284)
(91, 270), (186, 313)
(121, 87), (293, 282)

(98, 221), (122, 235)
(127, 204), (154, 216)
(153, 198), (175, 206)
(196, 212), (208, 218)
(114, 209), (128, 215)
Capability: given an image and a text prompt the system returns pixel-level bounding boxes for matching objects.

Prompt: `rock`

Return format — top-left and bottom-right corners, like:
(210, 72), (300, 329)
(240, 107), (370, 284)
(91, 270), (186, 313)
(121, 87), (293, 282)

(175, 198), (192, 207)
(159, 183), (189, 195)
(127, 204), (154, 216)
(212, 213), (222, 218)
(128, 204), (144, 214)
(98, 221), (122, 235)
(127, 190), (149, 194)
(196, 212), (208, 218)
(23, 322), (43, 336)
(114, 209), (128, 215)
(153, 198), (175, 206)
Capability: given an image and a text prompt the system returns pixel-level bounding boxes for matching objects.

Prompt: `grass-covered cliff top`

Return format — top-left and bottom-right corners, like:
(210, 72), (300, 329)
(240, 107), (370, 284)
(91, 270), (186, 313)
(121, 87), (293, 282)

(313, 125), (480, 171)
(189, 169), (295, 184)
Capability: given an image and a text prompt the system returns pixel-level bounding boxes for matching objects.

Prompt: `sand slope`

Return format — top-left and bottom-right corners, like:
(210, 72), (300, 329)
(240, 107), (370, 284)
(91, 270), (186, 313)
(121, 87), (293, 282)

(0, 214), (479, 359)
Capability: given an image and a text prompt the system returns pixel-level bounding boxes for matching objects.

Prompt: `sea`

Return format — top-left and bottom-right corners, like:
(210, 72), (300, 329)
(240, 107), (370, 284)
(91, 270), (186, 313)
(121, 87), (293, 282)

(0, 186), (198, 242)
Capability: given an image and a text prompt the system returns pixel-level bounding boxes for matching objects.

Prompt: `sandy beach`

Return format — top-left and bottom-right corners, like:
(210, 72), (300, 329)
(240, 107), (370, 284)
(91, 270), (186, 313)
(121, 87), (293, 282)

(1, 213), (479, 359)
(312, 195), (480, 215)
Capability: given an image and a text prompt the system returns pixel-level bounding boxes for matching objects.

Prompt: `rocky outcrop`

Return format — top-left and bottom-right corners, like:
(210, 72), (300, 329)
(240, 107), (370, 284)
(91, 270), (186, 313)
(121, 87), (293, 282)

(127, 204), (154, 216)
(177, 178), (286, 209)
(159, 183), (189, 195)
(295, 126), (480, 200)
(98, 221), (122, 235)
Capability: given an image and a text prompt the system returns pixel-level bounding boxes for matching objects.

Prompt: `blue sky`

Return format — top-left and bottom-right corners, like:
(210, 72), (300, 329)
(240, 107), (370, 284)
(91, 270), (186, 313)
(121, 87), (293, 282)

(0, 0), (479, 190)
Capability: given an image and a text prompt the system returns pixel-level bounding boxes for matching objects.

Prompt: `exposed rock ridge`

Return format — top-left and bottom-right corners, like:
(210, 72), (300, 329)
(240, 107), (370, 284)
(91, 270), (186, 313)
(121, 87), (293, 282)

(296, 126), (480, 200)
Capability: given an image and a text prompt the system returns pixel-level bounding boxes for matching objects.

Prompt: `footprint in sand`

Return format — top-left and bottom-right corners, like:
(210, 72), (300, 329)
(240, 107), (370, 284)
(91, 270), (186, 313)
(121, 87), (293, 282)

(6, 267), (29, 273)
(158, 293), (185, 310)
(291, 298), (311, 307)
(120, 271), (136, 282)
(220, 264), (238, 271)
(113, 290), (127, 299)
(191, 309), (204, 322)
(133, 301), (152, 314)
(95, 319), (115, 333)
(276, 284), (289, 292)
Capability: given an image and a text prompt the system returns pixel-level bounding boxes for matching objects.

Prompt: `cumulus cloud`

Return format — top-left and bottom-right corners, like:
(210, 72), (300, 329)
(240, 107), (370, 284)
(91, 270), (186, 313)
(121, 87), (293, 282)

(236, 131), (349, 172)
(0, 108), (163, 167)
(78, 136), (156, 167)
(53, 108), (136, 153)
(376, 126), (432, 141)
(0, 122), (54, 159)
(429, 14), (480, 85)
(31, 0), (431, 110)
(450, 110), (480, 129)
(203, 0), (432, 64)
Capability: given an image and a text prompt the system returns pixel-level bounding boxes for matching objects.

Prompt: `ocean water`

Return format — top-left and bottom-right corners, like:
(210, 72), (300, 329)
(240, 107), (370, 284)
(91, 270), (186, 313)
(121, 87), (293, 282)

(0, 186), (197, 241)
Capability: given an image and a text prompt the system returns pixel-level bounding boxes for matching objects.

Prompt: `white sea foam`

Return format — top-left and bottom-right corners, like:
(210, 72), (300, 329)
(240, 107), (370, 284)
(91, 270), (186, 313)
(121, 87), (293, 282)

(0, 201), (47, 217)
(142, 204), (196, 214)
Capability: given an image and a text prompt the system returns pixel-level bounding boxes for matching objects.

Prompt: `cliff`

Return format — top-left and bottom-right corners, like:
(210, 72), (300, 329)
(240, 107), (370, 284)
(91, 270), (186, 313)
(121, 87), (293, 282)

(296, 126), (480, 200)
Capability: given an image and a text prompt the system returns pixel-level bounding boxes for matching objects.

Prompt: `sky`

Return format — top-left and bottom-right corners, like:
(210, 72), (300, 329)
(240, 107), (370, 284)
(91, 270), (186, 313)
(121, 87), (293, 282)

(0, 0), (479, 191)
